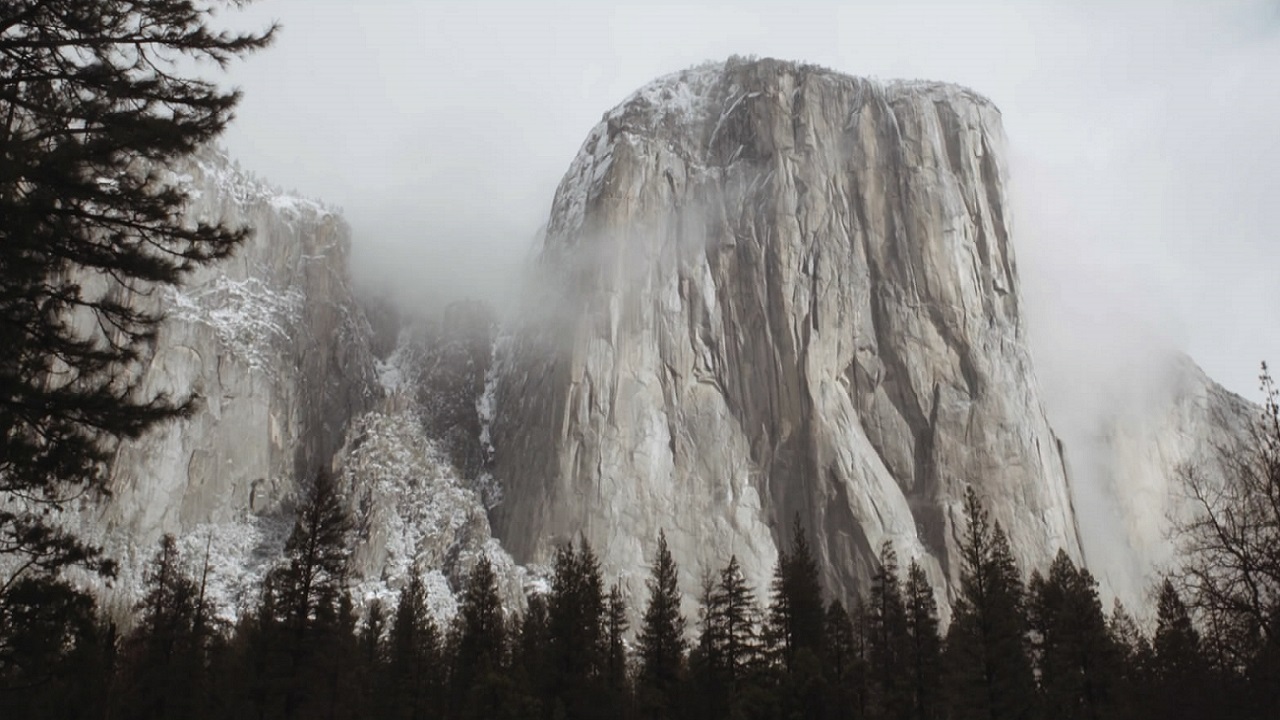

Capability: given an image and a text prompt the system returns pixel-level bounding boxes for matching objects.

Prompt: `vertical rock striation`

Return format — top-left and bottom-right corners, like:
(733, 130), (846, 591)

(491, 58), (1082, 607)
(88, 148), (380, 610)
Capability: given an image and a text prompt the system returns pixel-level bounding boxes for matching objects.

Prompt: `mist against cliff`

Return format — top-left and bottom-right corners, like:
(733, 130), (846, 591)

(213, 1), (1280, 604)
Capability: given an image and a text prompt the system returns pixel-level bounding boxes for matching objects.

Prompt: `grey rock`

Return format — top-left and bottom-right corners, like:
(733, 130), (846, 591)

(78, 148), (381, 613)
(491, 58), (1083, 610)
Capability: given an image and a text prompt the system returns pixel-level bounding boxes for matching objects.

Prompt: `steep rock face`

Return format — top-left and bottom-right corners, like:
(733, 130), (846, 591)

(87, 149), (380, 610)
(78, 153), (527, 620)
(491, 58), (1082, 607)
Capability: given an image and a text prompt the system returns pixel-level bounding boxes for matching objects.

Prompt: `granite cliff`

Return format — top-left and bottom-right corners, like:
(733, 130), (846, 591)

(490, 58), (1083, 609)
(76, 150), (522, 618)
(72, 58), (1262, 622)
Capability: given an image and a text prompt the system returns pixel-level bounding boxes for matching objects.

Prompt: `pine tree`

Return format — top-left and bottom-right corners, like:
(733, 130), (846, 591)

(717, 555), (762, 686)
(545, 539), (607, 719)
(903, 560), (942, 720)
(767, 520), (826, 671)
(511, 592), (550, 715)
(0, 575), (104, 718)
(1027, 550), (1115, 720)
(850, 598), (875, 720)
(637, 530), (686, 719)
(117, 535), (215, 720)
(944, 487), (1037, 720)
(1150, 579), (1211, 720)
(261, 470), (354, 719)
(824, 600), (859, 720)
(1107, 600), (1152, 720)
(868, 541), (909, 720)
(694, 556), (763, 718)
(0, 0), (275, 591)
(450, 555), (507, 718)
(325, 589), (364, 720)
(386, 570), (443, 720)
(359, 598), (387, 674)
(605, 583), (632, 714)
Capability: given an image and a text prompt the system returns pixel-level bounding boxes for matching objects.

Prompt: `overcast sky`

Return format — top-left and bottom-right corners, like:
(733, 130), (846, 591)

(215, 0), (1279, 401)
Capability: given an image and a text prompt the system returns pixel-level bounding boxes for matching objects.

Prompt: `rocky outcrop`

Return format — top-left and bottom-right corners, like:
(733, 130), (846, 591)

(83, 148), (381, 613)
(491, 58), (1082, 609)
(72, 150), (526, 621)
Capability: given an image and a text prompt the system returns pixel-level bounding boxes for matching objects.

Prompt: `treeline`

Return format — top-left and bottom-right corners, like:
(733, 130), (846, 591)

(3, 480), (1275, 720)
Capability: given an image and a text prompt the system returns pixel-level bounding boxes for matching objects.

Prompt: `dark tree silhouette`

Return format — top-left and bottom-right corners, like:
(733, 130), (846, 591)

(449, 555), (507, 718)
(868, 541), (909, 720)
(1149, 579), (1213, 720)
(258, 470), (354, 719)
(0, 0), (275, 590)
(636, 530), (686, 719)
(904, 559), (942, 720)
(944, 488), (1037, 720)
(766, 520), (826, 671)
(117, 535), (217, 720)
(386, 570), (443, 720)
(1175, 364), (1280, 673)
(1027, 549), (1116, 720)
(694, 555), (764, 719)
(544, 539), (608, 719)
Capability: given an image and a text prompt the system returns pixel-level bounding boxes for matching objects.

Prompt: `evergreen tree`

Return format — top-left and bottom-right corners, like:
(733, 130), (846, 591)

(637, 530), (686, 719)
(694, 555), (766, 718)
(1150, 580), (1211, 720)
(841, 597), (876, 720)
(767, 519), (826, 671)
(823, 600), (859, 720)
(325, 589), (364, 720)
(0, 0), (275, 590)
(258, 470), (354, 719)
(606, 583), (632, 715)
(450, 555), (507, 718)
(903, 560), (942, 720)
(1107, 600), (1153, 720)
(270, 471), (352, 638)
(512, 592), (550, 715)
(944, 488), (1037, 720)
(386, 570), (443, 719)
(1027, 550), (1115, 720)
(545, 539), (608, 719)
(0, 575), (105, 719)
(359, 598), (388, 675)
(715, 555), (762, 686)
(868, 541), (910, 720)
(117, 535), (215, 720)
